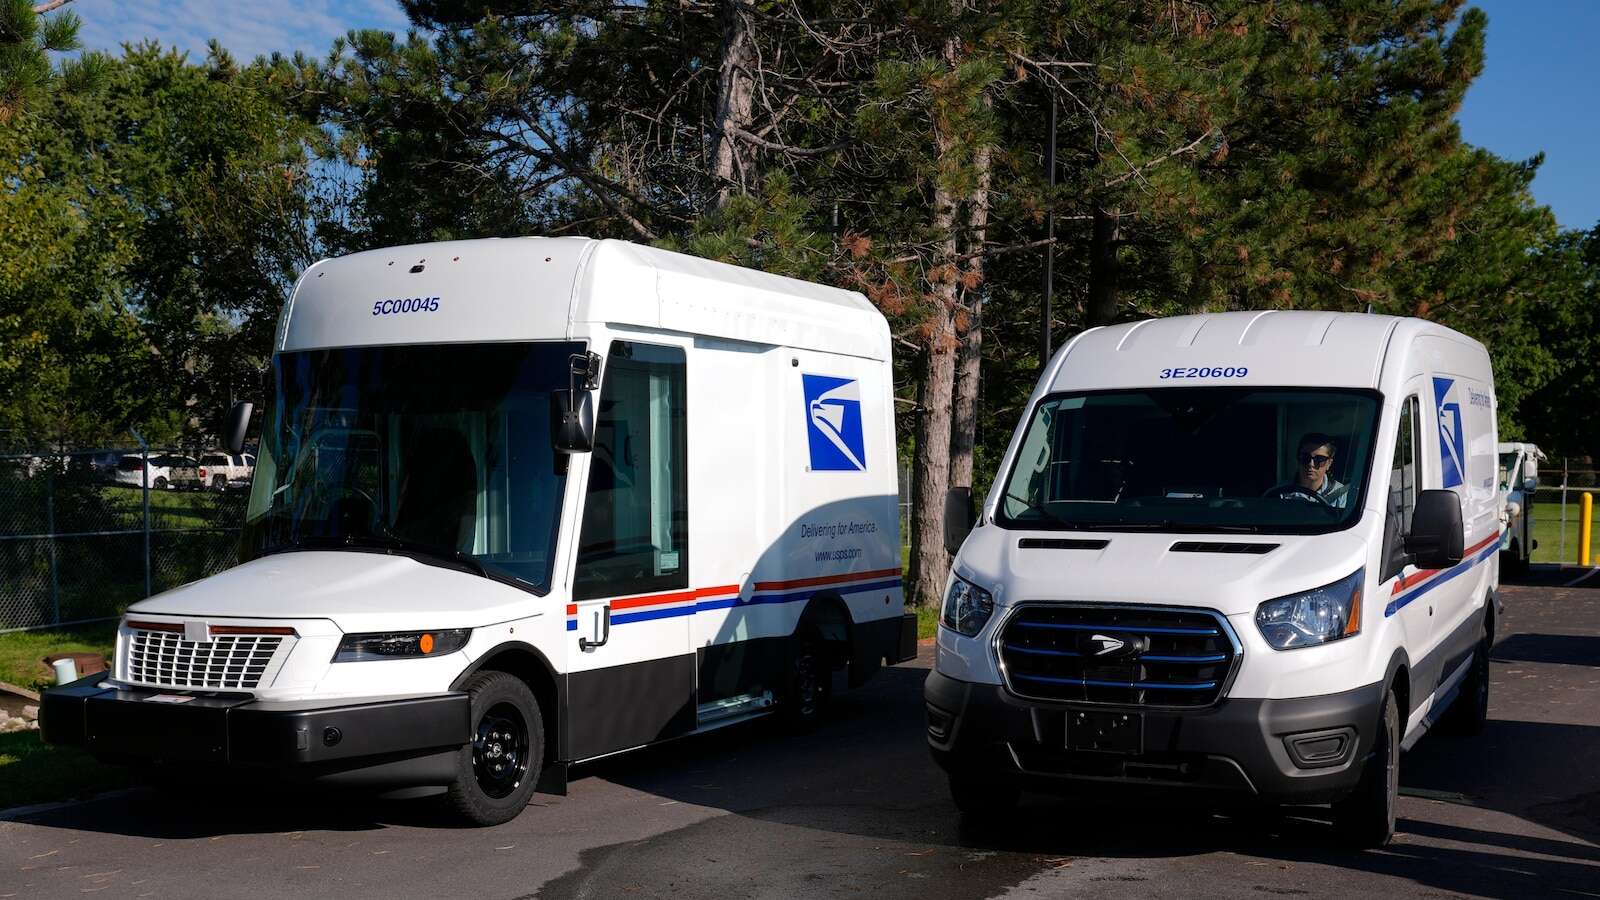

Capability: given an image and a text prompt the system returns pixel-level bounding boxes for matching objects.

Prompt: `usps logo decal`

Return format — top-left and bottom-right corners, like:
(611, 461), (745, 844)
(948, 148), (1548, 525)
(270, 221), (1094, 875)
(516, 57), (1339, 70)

(1433, 376), (1465, 489)
(802, 374), (867, 471)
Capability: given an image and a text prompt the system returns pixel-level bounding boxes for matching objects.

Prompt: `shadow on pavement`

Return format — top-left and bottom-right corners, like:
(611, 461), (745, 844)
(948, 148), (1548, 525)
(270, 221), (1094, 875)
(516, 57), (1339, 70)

(1491, 632), (1600, 666)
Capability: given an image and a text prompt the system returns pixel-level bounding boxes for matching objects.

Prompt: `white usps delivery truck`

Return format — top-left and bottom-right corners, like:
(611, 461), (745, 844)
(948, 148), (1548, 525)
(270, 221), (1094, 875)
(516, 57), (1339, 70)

(929, 311), (1498, 847)
(1496, 441), (1545, 574)
(43, 237), (914, 825)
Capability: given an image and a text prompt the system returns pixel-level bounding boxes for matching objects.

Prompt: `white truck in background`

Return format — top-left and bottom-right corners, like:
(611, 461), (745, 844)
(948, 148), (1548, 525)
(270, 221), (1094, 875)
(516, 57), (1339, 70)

(1497, 441), (1545, 574)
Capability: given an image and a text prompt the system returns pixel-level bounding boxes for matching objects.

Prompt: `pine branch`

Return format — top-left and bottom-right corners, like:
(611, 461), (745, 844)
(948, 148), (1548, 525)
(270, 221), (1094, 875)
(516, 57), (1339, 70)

(731, 126), (849, 156)
(32, 0), (74, 14)
(1102, 130), (1218, 188)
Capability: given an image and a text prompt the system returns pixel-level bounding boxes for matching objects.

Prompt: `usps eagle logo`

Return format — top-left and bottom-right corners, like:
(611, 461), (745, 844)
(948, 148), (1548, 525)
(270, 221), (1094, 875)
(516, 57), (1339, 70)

(1433, 376), (1465, 489)
(802, 374), (867, 471)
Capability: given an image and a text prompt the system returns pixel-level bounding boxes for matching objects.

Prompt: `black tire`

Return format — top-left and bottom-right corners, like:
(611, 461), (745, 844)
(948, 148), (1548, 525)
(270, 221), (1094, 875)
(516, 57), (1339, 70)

(444, 671), (543, 827)
(1332, 688), (1399, 848)
(1443, 614), (1492, 736)
(778, 626), (832, 731)
(948, 769), (1021, 821)
(153, 476), (168, 490)
(212, 474), (228, 491)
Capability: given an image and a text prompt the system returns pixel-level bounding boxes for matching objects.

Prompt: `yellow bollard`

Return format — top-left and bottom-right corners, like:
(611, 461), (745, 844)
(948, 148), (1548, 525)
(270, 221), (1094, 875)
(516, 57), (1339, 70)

(1582, 492), (1594, 566)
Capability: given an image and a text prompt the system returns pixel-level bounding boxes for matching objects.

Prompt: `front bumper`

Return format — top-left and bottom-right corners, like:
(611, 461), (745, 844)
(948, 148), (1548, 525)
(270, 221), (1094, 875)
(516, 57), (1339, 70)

(924, 669), (1383, 805)
(41, 673), (471, 787)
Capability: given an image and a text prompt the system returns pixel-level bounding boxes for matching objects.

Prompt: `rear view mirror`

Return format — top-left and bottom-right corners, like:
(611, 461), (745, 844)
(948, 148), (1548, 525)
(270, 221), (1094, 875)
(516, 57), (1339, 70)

(1521, 476), (1538, 495)
(552, 390), (595, 453)
(944, 487), (975, 557)
(223, 401), (254, 456)
(1405, 489), (1464, 570)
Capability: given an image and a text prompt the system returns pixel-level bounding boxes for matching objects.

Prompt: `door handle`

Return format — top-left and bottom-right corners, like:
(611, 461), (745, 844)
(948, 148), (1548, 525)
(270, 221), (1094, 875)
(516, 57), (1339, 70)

(579, 604), (611, 651)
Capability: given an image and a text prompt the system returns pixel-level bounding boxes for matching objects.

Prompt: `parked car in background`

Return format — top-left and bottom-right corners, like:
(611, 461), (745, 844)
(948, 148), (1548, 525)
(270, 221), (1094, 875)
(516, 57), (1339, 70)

(1497, 441), (1546, 575)
(197, 452), (255, 491)
(113, 454), (199, 490)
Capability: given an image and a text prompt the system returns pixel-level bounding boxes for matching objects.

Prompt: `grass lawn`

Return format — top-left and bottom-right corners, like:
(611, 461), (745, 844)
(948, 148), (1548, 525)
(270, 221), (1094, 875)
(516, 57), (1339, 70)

(1530, 499), (1593, 565)
(0, 624), (117, 694)
(914, 603), (940, 640)
(101, 486), (241, 530)
(0, 731), (130, 810)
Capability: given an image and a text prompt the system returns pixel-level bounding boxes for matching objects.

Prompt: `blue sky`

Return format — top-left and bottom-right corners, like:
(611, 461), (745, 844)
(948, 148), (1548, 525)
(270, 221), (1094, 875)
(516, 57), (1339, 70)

(1456, 0), (1599, 230)
(61, 0), (1597, 231)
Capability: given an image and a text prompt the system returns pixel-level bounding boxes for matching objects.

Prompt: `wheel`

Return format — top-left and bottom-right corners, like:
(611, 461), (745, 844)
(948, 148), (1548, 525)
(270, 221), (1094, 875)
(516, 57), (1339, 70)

(1443, 614), (1492, 736)
(778, 626), (832, 731)
(153, 476), (168, 490)
(1508, 541), (1530, 576)
(1332, 688), (1399, 848)
(212, 474), (228, 491)
(444, 671), (543, 827)
(948, 768), (1021, 820)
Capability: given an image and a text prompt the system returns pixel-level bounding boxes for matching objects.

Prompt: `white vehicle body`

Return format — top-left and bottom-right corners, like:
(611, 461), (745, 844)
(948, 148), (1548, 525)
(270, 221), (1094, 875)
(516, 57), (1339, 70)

(44, 237), (913, 823)
(1496, 441), (1545, 573)
(112, 453), (197, 490)
(926, 312), (1499, 837)
(197, 451), (255, 490)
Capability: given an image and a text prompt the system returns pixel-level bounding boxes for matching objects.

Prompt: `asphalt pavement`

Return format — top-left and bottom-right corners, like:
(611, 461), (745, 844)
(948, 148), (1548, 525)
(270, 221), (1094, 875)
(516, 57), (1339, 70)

(3, 568), (1597, 899)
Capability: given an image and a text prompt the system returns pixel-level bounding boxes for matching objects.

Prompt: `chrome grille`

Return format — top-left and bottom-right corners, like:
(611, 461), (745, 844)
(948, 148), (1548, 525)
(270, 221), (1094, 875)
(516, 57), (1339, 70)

(997, 605), (1238, 708)
(125, 628), (285, 690)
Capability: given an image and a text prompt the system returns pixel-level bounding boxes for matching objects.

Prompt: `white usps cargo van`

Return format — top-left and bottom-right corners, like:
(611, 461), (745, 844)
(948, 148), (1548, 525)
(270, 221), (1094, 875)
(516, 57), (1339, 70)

(928, 311), (1499, 847)
(43, 237), (914, 825)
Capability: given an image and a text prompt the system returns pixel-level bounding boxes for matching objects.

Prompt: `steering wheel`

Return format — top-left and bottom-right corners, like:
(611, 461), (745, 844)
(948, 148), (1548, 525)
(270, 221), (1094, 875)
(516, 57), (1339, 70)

(1264, 484), (1334, 508)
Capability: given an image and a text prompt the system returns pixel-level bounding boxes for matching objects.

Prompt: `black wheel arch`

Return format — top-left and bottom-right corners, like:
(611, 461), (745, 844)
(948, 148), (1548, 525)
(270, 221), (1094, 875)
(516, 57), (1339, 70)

(798, 591), (853, 670)
(452, 642), (563, 782)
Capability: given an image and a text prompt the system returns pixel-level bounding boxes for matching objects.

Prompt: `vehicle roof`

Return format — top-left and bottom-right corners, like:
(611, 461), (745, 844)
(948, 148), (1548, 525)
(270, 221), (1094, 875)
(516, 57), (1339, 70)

(282, 237), (889, 360)
(1048, 310), (1485, 392)
(1497, 441), (1547, 458)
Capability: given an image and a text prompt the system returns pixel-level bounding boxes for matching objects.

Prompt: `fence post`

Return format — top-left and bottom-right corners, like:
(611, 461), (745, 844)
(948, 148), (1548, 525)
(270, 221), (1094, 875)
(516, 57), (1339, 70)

(47, 466), (59, 626)
(1560, 459), (1569, 564)
(132, 429), (151, 598)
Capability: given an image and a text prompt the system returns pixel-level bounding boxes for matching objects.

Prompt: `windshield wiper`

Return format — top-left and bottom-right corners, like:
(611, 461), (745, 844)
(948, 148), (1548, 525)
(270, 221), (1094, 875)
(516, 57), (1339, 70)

(340, 533), (490, 578)
(1003, 492), (1084, 529)
(1074, 520), (1263, 533)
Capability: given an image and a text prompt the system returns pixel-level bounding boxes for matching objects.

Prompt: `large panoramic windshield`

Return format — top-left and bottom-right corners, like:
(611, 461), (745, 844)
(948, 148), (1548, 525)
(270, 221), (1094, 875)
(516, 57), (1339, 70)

(242, 341), (583, 592)
(997, 387), (1381, 534)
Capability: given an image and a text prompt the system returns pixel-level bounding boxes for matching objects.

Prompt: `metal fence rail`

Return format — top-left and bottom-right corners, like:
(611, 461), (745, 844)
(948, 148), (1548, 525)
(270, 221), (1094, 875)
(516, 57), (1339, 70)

(0, 448), (247, 633)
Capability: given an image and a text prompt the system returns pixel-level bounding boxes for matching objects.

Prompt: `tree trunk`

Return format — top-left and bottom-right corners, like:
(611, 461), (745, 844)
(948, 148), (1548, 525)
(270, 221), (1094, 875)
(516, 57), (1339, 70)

(950, 140), (992, 491)
(908, 302), (958, 608)
(1087, 206), (1121, 326)
(710, 0), (756, 208)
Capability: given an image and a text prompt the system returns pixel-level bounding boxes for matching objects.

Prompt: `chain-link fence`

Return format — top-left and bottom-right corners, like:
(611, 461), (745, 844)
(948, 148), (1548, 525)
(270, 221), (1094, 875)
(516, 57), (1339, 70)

(0, 447), (248, 633)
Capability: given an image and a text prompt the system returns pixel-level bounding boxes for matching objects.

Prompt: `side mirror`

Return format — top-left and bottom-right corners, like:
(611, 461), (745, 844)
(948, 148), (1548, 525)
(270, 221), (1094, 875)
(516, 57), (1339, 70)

(223, 401), (254, 456)
(1521, 476), (1538, 494)
(944, 487), (975, 557)
(1405, 489), (1464, 570)
(552, 390), (595, 453)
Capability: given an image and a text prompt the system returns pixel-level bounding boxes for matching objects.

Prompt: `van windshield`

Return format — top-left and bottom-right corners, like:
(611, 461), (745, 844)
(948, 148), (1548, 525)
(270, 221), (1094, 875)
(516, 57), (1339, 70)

(996, 388), (1381, 534)
(241, 341), (583, 593)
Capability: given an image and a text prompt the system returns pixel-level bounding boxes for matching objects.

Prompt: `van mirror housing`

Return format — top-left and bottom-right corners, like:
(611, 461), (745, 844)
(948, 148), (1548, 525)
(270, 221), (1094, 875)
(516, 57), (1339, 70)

(551, 389), (595, 453)
(1405, 489), (1464, 570)
(223, 401), (253, 456)
(1521, 476), (1538, 495)
(944, 487), (975, 557)
(552, 350), (601, 453)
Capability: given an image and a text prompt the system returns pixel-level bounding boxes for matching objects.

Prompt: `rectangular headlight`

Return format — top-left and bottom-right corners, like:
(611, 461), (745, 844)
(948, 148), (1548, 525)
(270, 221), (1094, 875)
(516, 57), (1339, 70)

(332, 629), (472, 662)
(1255, 569), (1363, 650)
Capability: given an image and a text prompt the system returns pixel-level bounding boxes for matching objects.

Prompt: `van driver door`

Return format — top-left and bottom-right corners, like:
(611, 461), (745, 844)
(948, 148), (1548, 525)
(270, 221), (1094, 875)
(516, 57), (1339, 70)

(565, 340), (696, 760)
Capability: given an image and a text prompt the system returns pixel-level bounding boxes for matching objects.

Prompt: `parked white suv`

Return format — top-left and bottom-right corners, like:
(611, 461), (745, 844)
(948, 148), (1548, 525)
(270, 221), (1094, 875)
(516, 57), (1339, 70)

(113, 454), (199, 490)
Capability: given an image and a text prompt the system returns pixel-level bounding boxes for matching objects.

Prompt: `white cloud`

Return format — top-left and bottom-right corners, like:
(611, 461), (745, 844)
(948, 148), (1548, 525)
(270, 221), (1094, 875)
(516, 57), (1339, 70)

(65, 0), (413, 63)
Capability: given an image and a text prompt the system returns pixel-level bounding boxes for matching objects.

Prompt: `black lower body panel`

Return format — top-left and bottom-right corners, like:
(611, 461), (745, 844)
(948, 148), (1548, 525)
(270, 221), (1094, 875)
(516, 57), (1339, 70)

(925, 670), (1384, 805)
(40, 673), (472, 788)
(565, 653), (696, 761)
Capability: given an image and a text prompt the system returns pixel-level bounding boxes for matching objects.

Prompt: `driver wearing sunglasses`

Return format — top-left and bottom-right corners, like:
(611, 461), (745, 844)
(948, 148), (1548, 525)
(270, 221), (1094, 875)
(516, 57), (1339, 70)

(1266, 432), (1349, 509)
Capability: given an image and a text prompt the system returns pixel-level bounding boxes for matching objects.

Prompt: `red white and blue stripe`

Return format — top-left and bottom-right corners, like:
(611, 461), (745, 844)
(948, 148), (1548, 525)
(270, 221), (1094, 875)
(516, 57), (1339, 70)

(1384, 531), (1500, 618)
(565, 567), (903, 631)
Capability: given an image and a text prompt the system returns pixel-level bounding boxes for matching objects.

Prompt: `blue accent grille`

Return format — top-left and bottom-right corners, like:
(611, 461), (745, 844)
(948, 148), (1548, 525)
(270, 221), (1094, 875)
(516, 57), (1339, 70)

(998, 605), (1237, 708)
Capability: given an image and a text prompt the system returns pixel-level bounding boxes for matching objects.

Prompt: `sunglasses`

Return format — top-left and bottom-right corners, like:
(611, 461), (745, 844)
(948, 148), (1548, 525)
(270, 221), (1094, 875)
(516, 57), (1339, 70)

(1298, 453), (1332, 468)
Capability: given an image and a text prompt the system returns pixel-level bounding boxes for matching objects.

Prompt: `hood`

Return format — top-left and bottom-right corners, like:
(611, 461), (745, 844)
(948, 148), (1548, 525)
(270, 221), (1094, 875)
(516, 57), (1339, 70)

(953, 524), (1369, 617)
(130, 551), (542, 633)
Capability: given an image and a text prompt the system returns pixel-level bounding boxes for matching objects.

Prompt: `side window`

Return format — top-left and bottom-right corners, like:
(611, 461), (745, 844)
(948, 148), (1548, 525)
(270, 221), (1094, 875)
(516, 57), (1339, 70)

(1382, 396), (1421, 580)
(573, 341), (688, 601)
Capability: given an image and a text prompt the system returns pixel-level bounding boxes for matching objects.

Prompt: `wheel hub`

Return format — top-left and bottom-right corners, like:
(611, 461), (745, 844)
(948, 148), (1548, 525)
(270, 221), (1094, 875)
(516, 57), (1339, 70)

(473, 705), (530, 799)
